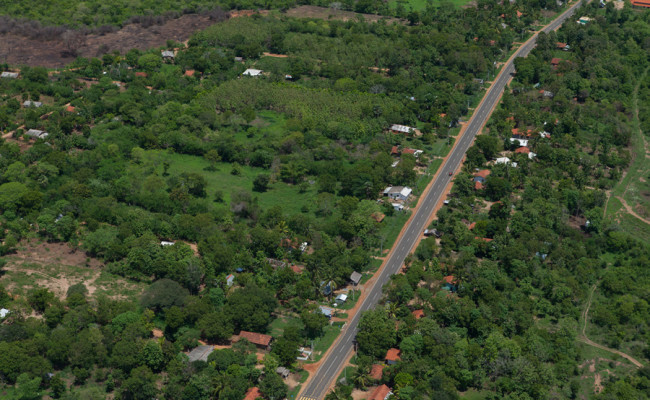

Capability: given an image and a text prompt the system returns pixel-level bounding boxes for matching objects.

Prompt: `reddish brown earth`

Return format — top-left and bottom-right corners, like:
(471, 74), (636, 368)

(0, 14), (219, 68)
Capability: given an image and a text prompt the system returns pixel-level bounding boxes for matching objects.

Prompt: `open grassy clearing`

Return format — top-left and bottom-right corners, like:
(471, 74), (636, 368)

(605, 66), (650, 242)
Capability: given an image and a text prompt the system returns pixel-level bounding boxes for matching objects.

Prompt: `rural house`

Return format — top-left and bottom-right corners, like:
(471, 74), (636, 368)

(389, 124), (414, 135)
(25, 129), (48, 139)
(1, 71), (19, 79)
(23, 100), (43, 108)
(350, 271), (362, 286)
(412, 309), (425, 319)
(276, 367), (290, 378)
(242, 68), (263, 77)
(238, 331), (273, 351)
(385, 348), (401, 365)
(369, 384), (393, 400)
(187, 345), (214, 362)
(383, 186), (412, 201)
(226, 274), (235, 287)
(161, 50), (175, 60)
(473, 170), (491, 184)
(319, 306), (334, 319)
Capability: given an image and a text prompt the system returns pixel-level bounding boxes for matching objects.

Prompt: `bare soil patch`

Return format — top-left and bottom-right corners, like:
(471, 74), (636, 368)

(0, 14), (220, 68)
(8, 239), (103, 269)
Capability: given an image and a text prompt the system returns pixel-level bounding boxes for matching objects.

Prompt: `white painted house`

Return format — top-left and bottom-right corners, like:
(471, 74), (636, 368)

(242, 68), (263, 77)
(383, 186), (412, 201)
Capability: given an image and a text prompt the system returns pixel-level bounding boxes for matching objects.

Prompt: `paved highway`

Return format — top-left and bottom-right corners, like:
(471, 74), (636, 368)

(298, 3), (586, 399)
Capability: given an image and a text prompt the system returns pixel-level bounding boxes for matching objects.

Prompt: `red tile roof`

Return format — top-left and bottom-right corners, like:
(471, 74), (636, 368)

(184, 70), (195, 77)
(475, 237), (493, 242)
(551, 58), (561, 66)
(556, 42), (567, 48)
(412, 309), (425, 319)
(385, 348), (401, 362)
(370, 364), (384, 380)
(468, 222), (476, 230)
(66, 105), (76, 112)
(516, 10), (523, 17)
(243, 387), (262, 400)
(369, 385), (392, 400)
(474, 169), (491, 179)
(443, 275), (456, 284)
(135, 72), (148, 77)
(402, 148), (416, 155)
(515, 146), (530, 154)
(290, 264), (304, 274)
(475, 181), (484, 190)
(239, 331), (272, 347)
(391, 146), (399, 155)
(632, 0), (650, 6)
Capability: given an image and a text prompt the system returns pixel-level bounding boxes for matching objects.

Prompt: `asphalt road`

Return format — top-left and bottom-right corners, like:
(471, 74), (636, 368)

(298, 3), (585, 399)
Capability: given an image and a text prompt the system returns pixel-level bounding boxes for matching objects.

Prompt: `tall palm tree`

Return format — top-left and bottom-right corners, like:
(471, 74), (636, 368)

(353, 365), (371, 390)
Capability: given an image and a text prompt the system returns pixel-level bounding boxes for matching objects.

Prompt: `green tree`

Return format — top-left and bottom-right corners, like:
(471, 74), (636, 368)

(119, 366), (158, 400)
(259, 371), (287, 400)
(14, 373), (41, 400)
(356, 309), (396, 358)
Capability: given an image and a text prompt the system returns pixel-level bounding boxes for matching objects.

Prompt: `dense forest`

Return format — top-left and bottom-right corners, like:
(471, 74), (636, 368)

(344, 3), (650, 400)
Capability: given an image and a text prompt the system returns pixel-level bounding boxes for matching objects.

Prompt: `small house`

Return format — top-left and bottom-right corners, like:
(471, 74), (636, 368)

(234, 56), (244, 62)
(509, 138), (529, 147)
(551, 58), (561, 68)
(1, 72), (19, 79)
(392, 203), (404, 211)
(412, 309), (425, 319)
(443, 276), (457, 292)
(243, 387), (262, 400)
(23, 100), (43, 108)
(226, 274), (235, 287)
(335, 293), (348, 304)
(496, 157), (517, 167)
(161, 50), (175, 60)
(540, 131), (551, 139)
(319, 306), (334, 319)
(135, 72), (148, 78)
(25, 129), (48, 139)
(184, 70), (196, 77)
(473, 169), (491, 184)
(540, 90), (554, 98)
(556, 42), (570, 51)
(160, 241), (175, 246)
(577, 16), (592, 24)
(350, 271), (362, 286)
(369, 384), (393, 400)
(0, 308), (9, 319)
(276, 366), (290, 378)
(242, 68), (263, 77)
(514, 146), (530, 154)
(290, 264), (305, 274)
(187, 345), (214, 362)
(383, 186), (412, 201)
(389, 124), (414, 135)
(390, 146), (400, 156)
(402, 148), (423, 158)
(66, 105), (76, 113)
(385, 348), (401, 365)
(238, 331), (273, 351)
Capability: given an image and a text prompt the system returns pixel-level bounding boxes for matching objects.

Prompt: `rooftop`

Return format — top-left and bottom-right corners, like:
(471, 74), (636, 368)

(370, 364), (384, 380)
(239, 331), (272, 347)
(369, 384), (393, 400)
(385, 348), (401, 362)
(243, 387), (262, 400)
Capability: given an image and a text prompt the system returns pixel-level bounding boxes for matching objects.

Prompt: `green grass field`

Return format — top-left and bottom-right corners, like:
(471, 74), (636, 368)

(310, 323), (343, 362)
(605, 67), (650, 244)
